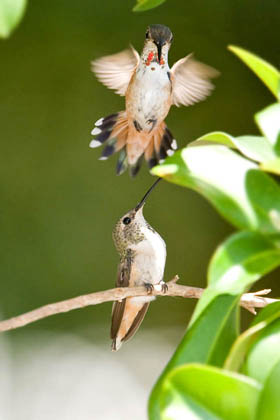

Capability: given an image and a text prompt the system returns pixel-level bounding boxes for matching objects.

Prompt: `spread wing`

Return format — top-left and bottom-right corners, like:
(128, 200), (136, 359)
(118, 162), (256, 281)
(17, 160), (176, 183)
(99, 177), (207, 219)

(91, 46), (140, 96)
(171, 54), (219, 107)
(110, 255), (132, 339)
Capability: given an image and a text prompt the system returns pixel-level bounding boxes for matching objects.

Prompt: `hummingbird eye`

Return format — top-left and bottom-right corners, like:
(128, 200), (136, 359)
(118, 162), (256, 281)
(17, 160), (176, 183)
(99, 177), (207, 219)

(145, 30), (150, 39)
(123, 217), (131, 225)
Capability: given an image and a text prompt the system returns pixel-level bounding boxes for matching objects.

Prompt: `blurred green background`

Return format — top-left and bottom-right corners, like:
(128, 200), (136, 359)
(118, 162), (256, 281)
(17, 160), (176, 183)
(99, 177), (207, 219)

(1, 1), (280, 414)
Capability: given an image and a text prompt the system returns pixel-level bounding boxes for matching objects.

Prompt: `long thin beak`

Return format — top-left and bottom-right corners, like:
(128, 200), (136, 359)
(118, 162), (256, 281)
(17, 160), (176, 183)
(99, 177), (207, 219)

(157, 42), (162, 63)
(135, 178), (162, 212)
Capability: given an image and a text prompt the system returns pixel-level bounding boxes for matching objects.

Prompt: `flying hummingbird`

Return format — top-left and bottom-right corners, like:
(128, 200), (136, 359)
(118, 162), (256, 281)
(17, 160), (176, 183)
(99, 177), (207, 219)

(90, 24), (219, 176)
(111, 178), (166, 351)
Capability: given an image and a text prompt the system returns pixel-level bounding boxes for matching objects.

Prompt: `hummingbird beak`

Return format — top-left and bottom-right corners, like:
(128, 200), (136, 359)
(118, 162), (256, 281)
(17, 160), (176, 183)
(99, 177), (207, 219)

(156, 42), (163, 63)
(135, 178), (162, 212)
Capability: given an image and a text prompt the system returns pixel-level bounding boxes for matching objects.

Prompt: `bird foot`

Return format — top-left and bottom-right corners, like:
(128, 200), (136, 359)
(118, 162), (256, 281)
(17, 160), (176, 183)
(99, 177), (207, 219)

(144, 283), (154, 294)
(159, 280), (168, 293)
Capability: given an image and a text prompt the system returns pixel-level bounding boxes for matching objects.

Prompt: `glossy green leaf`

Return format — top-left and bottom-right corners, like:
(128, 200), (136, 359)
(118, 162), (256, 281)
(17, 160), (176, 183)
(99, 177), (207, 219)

(243, 318), (280, 384)
(133, 0), (166, 12)
(228, 45), (280, 100)
(192, 232), (280, 323)
(160, 364), (260, 420)
(235, 136), (276, 163)
(151, 142), (280, 234)
(224, 323), (265, 373)
(0, 0), (26, 38)
(148, 231), (280, 419)
(255, 104), (280, 152)
(195, 132), (276, 163)
(194, 131), (236, 148)
(225, 302), (280, 372)
(256, 359), (280, 420)
(260, 158), (280, 175)
(251, 301), (280, 326)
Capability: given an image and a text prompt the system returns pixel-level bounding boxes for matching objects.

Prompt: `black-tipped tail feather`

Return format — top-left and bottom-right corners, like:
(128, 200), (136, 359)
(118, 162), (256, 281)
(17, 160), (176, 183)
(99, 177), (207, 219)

(90, 113), (178, 176)
(89, 113), (119, 149)
(159, 128), (177, 162)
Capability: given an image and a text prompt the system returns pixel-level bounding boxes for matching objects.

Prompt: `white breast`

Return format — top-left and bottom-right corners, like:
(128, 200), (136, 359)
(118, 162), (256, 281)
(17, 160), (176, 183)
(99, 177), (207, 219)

(130, 226), (166, 286)
(127, 62), (171, 131)
(137, 63), (169, 91)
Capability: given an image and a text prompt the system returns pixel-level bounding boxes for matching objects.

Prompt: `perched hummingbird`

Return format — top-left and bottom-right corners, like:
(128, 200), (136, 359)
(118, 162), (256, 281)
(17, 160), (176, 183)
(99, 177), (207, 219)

(111, 178), (167, 351)
(90, 24), (218, 176)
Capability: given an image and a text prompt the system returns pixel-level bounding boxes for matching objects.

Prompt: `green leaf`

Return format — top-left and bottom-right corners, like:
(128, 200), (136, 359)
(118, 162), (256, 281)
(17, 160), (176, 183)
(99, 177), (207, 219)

(208, 306), (240, 367)
(228, 45), (280, 100)
(243, 318), (280, 384)
(256, 359), (280, 420)
(148, 231), (280, 419)
(194, 131), (236, 148)
(255, 104), (280, 152)
(0, 0), (26, 38)
(151, 142), (280, 234)
(160, 364), (260, 420)
(251, 301), (280, 326)
(224, 302), (280, 372)
(192, 232), (280, 323)
(234, 136), (276, 163)
(133, 0), (166, 12)
(196, 132), (276, 163)
(260, 158), (280, 175)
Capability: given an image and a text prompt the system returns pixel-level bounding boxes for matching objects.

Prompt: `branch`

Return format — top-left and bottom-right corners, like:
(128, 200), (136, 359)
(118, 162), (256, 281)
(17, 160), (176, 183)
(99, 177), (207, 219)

(0, 276), (278, 333)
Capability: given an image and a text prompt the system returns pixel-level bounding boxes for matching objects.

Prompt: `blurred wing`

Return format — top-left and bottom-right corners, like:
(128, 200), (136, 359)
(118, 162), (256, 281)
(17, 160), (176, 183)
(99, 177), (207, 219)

(171, 54), (219, 107)
(92, 46), (140, 96)
(110, 255), (132, 339)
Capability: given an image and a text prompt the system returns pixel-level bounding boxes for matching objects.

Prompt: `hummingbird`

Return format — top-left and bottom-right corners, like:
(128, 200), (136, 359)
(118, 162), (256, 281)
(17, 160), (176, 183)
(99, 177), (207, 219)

(111, 178), (167, 351)
(90, 24), (219, 176)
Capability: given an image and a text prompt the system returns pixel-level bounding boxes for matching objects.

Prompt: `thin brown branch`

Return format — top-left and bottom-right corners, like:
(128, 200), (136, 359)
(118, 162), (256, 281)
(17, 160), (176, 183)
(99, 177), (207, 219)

(240, 289), (277, 315)
(0, 277), (278, 333)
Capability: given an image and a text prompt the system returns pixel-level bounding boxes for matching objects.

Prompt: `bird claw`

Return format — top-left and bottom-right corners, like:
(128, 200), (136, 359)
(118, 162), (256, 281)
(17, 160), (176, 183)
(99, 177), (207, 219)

(160, 281), (168, 293)
(144, 283), (154, 294)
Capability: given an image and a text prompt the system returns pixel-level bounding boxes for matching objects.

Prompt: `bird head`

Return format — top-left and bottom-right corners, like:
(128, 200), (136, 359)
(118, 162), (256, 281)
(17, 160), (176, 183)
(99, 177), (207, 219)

(112, 179), (161, 255)
(144, 24), (173, 64)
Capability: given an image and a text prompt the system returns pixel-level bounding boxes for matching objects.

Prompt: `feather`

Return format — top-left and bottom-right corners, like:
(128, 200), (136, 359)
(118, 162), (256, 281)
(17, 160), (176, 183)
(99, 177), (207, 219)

(129, 155), (143, 177)
(171, 54), (219, 107)
(111, 253), (152, 351)
(91, 46), (140, 96)
(159, 127), (177, 159)
(90, 113), (119, 149)
(144, 138), (154, 162)
(99, 138), (117, 160)
(111, 256), (131, 344)
(143, 123), (176, 166)
(116, 149), (128, 175)
(90, 112), (177, 175)
(122, 302), (150, 342)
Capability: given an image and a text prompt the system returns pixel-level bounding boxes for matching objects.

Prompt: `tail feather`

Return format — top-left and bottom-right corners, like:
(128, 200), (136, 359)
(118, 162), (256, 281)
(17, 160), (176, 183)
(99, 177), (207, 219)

(147, 155), (158, 169)
(116, 137), (126, 152)
(153, 124), (166, 154)
(116, 149), (128, 175)
(90, 113), (119, 148)
(90, 112), (178, 176)
(144, 138), (154, 161)
(111, 298), (150, 351)
(165, 128), (178, 151)
(148, 125), (177, 166)
(144, 139), (158, 169)
(159, 128), (177, 161)
(129, 155), (143, 177)
(95, 113), (119, 129)
(99, 138), (118, 160)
